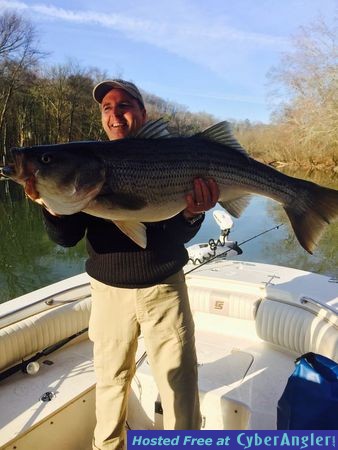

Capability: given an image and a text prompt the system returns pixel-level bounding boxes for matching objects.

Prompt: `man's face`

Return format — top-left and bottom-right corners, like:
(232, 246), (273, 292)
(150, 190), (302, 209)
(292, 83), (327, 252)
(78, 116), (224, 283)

(101, 88), (147, 140)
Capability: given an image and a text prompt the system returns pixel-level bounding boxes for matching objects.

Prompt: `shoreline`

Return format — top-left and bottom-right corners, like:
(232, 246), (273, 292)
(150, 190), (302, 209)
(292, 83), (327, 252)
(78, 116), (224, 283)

(262, 160), (338, 173)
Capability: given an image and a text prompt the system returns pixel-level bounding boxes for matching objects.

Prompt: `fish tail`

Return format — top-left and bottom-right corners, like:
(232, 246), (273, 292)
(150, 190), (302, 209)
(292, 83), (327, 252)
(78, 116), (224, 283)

(284, 181), (338, 254)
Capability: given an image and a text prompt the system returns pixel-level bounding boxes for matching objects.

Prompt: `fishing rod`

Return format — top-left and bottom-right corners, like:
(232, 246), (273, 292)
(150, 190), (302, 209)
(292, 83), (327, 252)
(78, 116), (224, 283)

(185, 222), (284, 275)
(0, 327), (88, 382)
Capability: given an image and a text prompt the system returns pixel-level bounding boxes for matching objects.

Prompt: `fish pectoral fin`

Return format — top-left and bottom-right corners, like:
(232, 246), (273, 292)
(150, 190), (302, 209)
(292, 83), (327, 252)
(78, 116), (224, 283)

(219, 195), (252, 218)
(113, 220), (147, 248)
(196, 121), (248, 157)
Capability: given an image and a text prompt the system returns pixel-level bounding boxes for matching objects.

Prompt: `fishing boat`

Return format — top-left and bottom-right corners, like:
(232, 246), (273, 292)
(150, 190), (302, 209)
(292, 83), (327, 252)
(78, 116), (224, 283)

(0, 212), (337, 450)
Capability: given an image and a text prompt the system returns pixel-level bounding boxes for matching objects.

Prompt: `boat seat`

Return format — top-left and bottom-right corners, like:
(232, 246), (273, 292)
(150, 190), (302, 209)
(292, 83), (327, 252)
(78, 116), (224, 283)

(255, 298), (338, 361)
(0, 298), (91, 372)
(187, 285), (260, 321)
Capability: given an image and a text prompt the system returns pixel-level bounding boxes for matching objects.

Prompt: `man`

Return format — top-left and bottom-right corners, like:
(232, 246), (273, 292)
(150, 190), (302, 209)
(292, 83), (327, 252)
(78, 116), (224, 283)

(42, 79), (219, 450)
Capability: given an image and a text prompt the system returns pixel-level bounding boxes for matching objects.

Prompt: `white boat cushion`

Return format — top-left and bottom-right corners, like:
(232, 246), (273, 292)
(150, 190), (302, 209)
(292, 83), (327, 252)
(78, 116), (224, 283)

(0, 298), (91, 371)
(187, 285), (260, 320)
(255, 298), (338, 361)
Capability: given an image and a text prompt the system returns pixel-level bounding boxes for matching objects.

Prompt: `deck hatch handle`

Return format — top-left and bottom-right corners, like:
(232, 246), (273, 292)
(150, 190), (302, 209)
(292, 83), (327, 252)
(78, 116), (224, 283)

(40, 391), (56, 402)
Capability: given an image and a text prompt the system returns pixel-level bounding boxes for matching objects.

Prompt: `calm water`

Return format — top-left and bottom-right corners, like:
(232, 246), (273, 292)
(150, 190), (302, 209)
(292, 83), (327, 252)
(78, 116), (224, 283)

(0, 170), (337, 303)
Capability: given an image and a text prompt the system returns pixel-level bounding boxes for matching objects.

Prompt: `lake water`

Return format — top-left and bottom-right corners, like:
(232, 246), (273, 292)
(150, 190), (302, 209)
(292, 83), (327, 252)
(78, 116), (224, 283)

(0, 170), (337, 303)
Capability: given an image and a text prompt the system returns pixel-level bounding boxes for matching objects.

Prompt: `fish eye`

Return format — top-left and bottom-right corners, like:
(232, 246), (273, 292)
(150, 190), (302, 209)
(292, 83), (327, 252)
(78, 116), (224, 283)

(41, 153), (52, 164)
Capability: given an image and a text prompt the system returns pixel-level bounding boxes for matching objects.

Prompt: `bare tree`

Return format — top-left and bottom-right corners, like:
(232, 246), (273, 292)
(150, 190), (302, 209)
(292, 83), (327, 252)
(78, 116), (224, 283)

(0, 12), (30, 57)
(267, 17), (338, 164)
(0, 11), (44, 155)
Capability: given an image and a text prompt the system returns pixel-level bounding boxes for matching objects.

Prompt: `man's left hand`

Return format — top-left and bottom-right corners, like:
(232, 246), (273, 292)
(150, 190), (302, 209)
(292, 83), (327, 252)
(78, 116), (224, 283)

(183, 178), (220, 220)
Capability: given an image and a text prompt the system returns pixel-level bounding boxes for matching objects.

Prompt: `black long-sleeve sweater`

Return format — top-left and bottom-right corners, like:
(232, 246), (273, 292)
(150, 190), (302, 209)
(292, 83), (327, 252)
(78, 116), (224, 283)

(42, 210), (204, 288)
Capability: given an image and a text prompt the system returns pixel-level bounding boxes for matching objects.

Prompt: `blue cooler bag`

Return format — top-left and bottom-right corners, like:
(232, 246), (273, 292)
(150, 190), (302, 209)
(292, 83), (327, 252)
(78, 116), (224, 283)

(277, 352), (338, 429)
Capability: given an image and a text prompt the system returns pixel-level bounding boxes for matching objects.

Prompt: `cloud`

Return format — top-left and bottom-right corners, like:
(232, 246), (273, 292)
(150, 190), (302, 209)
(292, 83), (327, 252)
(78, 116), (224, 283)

(0, 1), (150, 30)
(0, 0), (289, 80)
(153, 84), (266, 105)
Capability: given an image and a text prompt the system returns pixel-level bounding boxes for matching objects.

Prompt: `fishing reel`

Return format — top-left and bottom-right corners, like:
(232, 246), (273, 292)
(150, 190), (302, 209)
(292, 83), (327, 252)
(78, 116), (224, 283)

(187, 210), (242, 265)
(212, 210), (233, 243)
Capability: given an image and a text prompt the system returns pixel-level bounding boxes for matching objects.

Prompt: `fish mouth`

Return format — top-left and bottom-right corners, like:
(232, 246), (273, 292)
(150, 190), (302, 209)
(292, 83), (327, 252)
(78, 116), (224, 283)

(0, 164), (16, 179)
(7, 151), (26, 181)
(5, 150), (40, 200)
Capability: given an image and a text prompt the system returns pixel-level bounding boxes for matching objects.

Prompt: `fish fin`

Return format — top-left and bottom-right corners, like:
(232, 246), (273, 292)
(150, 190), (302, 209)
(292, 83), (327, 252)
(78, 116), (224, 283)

(284, 182), (338, 254)
(113, 220), (147, 248)
(135, 118), (171, 139)
(196, 121), (248, 157)
(219, 195), (252, 218)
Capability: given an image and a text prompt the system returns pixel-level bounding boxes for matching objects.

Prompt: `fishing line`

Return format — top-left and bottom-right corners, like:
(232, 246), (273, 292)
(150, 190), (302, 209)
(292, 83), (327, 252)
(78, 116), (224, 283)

(238, 223), (284, 247)
(185, 223), (284, 275)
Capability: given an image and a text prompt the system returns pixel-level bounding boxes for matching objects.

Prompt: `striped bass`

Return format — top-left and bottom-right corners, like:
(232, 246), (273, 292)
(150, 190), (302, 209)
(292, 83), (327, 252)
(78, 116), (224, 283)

(2, 119), (338, 252)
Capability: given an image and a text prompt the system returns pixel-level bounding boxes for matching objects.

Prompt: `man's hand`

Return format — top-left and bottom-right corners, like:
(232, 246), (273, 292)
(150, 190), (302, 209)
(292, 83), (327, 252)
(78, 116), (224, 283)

(183, 178), (220, 220)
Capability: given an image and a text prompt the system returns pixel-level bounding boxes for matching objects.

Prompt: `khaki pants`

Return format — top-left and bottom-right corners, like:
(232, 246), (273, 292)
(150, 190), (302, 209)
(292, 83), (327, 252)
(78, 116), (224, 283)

(89, 271), (201, 450)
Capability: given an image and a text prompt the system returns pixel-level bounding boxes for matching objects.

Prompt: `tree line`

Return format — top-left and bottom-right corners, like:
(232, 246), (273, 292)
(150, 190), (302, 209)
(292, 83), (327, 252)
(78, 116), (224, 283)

(0, 11), (337, 170)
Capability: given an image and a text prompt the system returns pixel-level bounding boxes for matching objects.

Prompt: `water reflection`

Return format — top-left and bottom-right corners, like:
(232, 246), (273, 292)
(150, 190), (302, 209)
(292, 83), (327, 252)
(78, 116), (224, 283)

(191, 169), (338, 278)
(0, 182), (86, 303)
(0, 169), (337, 303)
(263, 169), (338, 277)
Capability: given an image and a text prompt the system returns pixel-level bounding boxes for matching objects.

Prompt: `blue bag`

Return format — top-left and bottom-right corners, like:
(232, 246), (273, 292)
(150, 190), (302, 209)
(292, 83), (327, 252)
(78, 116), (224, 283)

(277, 352), (338, 429)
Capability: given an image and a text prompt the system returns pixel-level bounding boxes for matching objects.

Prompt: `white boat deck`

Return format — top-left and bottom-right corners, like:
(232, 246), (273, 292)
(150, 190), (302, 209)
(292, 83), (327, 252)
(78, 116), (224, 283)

(0, 339), (95, 450)
(0, 312), (295, 449)
(0, 260), (337, 449)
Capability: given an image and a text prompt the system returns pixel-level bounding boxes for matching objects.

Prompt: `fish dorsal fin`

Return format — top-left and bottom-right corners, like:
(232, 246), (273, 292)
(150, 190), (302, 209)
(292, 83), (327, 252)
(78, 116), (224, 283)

(135, 118), (171, 139)
(196, 121), (248, 156)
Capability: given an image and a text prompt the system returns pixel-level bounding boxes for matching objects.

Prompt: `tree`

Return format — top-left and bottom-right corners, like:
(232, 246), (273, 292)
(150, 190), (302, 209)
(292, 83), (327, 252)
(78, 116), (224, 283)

(0, 12), (44, 157)
(267, 17), (338, 164)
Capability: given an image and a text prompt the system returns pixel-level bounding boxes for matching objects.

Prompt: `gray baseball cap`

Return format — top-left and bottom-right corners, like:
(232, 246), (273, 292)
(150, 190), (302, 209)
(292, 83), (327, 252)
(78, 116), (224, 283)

(93, 79), (145, 108)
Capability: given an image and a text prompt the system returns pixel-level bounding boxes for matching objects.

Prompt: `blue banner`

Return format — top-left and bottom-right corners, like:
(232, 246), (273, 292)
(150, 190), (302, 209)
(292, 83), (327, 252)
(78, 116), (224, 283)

(128, 430), (337, 450)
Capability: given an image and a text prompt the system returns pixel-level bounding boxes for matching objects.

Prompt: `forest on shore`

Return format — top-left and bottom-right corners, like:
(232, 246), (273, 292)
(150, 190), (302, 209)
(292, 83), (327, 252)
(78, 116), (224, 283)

(0, 12), (337, 171)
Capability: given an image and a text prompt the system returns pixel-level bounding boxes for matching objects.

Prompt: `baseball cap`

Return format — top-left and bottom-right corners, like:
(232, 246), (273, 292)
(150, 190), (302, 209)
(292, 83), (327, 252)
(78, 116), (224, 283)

(93, 79), (145, 108)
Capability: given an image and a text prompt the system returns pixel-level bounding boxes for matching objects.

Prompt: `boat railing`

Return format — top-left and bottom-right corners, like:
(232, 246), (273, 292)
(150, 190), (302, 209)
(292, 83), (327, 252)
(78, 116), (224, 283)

(0, 281), (91, 329)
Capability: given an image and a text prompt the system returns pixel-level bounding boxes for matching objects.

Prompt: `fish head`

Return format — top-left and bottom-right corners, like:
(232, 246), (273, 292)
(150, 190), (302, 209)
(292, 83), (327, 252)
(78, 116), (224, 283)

(9, 144), (106, 215)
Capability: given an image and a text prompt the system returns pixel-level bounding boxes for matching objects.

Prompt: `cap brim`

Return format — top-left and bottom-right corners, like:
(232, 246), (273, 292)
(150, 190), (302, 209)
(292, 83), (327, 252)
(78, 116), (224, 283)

(93, 81), (123, 103)
(92, 80), (144, 108)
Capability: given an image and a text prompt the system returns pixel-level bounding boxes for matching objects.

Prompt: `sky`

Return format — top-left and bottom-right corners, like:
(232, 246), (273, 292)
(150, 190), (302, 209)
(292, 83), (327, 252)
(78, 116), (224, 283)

(0, 0), (337, 123)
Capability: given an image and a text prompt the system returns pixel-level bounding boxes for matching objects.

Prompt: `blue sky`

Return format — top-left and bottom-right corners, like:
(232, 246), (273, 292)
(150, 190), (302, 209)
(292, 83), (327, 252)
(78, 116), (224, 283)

(1, 0), (337, 122)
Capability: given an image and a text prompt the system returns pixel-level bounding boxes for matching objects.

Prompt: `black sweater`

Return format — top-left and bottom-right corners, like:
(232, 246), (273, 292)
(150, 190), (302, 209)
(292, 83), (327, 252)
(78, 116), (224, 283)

(42, 210), (204, 288)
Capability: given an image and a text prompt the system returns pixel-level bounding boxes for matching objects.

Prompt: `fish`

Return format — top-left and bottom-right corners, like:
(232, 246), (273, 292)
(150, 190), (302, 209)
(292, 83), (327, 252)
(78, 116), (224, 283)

(2, 119), (338, 252)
